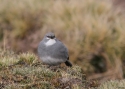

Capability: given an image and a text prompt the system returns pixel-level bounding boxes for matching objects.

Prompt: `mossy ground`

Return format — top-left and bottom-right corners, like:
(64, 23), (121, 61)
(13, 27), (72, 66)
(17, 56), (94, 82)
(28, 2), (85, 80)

(0, 49), (125, 89)
(0, 49), (98, 89)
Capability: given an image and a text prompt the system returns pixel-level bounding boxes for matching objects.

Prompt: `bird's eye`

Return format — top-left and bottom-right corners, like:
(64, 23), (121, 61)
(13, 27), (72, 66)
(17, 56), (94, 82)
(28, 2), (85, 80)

(47, 36), (51, 38)
(47, 35), (55, 39)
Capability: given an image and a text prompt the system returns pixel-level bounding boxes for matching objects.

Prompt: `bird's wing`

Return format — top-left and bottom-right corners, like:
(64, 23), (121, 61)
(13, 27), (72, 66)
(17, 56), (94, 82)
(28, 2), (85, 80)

(38, 40), (46, 57)
(55, 40), (69, 59)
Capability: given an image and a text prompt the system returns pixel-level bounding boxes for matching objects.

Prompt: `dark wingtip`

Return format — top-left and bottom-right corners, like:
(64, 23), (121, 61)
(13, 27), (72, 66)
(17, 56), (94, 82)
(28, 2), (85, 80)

(65, 60), (72, 67)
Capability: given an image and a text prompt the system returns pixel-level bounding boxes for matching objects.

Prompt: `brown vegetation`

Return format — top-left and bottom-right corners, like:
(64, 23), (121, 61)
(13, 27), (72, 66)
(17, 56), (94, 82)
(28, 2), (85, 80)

(0, 0), (125, 83)
(0, 49), (98, 89)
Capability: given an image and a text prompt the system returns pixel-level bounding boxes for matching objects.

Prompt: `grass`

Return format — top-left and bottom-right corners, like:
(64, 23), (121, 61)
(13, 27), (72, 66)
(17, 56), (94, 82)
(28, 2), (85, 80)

(0, 0), (125, 82)
(98, 80), (125, 89)
(0, 49), (125, 89)
(0, 49), (86, 89)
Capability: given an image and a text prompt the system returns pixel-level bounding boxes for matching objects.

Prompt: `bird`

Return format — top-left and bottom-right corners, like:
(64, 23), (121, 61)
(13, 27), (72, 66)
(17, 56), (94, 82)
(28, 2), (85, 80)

(38, 32), (72, 67)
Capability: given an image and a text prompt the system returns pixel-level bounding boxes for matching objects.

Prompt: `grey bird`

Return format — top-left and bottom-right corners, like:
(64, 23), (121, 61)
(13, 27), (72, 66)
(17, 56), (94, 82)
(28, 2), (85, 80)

(38, 32), (72, 67)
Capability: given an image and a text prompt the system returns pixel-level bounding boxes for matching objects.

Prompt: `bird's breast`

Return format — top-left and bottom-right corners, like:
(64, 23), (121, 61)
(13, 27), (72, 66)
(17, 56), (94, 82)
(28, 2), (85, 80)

(41, 56), (65, 65)
(44, 39), (56, 46)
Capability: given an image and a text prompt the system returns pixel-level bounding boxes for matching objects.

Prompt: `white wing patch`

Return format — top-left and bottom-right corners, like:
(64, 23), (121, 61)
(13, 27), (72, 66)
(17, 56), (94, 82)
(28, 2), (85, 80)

(45, 39), (56, 46)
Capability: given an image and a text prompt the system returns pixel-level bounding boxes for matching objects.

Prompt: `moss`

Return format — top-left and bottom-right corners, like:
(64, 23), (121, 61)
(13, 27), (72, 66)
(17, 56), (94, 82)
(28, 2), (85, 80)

(0, 49), (88, 89)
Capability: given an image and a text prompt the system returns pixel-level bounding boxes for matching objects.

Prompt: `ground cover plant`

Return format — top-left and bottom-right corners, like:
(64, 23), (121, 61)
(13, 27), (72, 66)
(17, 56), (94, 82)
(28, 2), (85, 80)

(0, 49), (98, 89)
(0, 49), (125, 89)
(0, 0), (125, 86)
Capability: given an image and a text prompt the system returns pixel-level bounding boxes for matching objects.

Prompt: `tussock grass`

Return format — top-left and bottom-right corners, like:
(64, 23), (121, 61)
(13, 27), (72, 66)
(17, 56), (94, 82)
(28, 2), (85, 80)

(0, 0), (45, 38)
(0, 49), (18, 66)
(18, 52), (37, 65)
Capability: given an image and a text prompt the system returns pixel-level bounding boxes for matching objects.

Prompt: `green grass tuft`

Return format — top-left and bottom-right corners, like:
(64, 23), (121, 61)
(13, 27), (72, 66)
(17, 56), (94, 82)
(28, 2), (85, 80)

(98, 80), (125, 89)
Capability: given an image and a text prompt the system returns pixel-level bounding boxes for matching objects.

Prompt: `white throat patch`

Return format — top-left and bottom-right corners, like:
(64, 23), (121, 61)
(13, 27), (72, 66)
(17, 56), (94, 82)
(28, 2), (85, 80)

(45, 39), (56, 46)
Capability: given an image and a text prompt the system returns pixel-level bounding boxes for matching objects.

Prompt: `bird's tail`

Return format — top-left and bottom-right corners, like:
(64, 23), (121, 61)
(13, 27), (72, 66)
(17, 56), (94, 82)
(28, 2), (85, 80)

(65, 60), (72, 67)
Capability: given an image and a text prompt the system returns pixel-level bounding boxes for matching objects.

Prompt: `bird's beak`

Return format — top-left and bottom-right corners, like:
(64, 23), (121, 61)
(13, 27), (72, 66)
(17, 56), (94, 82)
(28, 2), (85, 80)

(51, 37), (55, 39)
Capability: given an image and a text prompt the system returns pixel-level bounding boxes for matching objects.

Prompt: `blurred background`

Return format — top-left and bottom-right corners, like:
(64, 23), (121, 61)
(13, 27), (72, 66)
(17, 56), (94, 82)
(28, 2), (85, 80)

(0, 0), (125, 82)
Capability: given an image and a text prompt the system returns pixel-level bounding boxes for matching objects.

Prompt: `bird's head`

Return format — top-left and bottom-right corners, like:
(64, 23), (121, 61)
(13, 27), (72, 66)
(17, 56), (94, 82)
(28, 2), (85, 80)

(45, 32), (55, 39)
